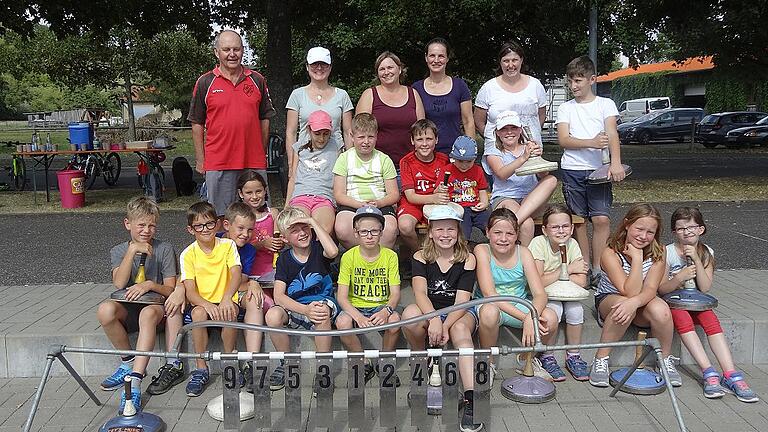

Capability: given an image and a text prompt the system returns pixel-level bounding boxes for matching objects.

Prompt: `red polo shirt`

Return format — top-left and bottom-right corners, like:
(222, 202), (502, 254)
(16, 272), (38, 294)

(188, 66), (276, 170)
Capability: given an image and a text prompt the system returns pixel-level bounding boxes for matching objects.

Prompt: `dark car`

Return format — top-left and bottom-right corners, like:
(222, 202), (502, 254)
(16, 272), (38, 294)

(725, 115), (768, 148)
(617, 108), (704, 145)
(696, 111), (768, 148)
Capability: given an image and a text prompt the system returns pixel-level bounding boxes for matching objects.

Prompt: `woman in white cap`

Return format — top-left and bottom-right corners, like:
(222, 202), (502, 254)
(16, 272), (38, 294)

(474, 41), (548, 153)
(285, 47), (354, 170)
(483, 110), (556, 245)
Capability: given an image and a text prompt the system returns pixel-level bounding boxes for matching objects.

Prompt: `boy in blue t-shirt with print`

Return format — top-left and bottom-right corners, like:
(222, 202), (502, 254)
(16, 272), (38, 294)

(265, 206), (339, 390)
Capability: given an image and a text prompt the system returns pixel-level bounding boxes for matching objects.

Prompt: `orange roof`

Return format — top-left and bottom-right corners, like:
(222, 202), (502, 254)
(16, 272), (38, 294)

(597, 56), (714, 83)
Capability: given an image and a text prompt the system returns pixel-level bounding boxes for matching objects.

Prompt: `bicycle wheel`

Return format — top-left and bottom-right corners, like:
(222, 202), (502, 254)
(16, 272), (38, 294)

(102, 152), (122, 186)
(83, 156), (98, 190)
(11, 156), (26, 191)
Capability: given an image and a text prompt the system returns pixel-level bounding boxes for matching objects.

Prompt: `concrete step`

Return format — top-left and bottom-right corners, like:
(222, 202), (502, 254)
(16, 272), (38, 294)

(2, 271), (767, 378)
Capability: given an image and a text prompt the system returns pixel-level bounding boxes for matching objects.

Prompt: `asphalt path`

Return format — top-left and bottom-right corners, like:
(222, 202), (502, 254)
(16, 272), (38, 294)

(0, 201), (765, 285)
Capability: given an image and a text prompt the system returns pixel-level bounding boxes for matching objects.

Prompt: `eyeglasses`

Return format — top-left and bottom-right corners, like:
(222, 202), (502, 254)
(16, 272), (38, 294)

(309, 62), (330, 69)
(674, 225), (701, 234)
(356, 229), (382, 237)
(191, 221), (217, 232)
(546, 224), (572, 232)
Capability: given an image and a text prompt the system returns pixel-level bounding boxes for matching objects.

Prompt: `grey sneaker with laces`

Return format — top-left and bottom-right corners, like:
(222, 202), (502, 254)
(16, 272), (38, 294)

(661, 355), (682, 387)
(589, 356), (610, 387)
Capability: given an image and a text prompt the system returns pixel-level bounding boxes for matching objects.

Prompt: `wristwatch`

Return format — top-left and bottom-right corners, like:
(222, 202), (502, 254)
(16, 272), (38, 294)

(385, 306), (394, 315)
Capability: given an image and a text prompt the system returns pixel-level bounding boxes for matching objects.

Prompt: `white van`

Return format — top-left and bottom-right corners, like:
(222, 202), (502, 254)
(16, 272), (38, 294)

(618, 97), (671, 123)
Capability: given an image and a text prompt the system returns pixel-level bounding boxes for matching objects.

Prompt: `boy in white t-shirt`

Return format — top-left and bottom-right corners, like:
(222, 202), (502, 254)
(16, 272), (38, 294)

(556, 56), (626, 286)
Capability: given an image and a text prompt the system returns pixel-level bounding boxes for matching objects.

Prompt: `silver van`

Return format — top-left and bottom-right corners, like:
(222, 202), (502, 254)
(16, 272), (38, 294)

(618, 97), (672, 123)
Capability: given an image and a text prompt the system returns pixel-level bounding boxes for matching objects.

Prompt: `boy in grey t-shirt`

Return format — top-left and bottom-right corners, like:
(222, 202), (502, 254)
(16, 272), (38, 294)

(97, 197), (186, 413)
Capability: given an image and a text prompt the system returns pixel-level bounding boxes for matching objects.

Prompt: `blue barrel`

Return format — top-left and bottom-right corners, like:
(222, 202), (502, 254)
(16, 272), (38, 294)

(68, 122), (93, 150)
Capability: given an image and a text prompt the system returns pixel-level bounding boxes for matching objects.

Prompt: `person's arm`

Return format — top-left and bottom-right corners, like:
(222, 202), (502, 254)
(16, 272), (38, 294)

(218, 265), (243, 321)
(534, 259), (560, 287)
(538, 106), (547, 129)
(472, 189), (490, 211)
(690, 246), (715, 293)
(355, 88), (373, 115)
(261, 119), (270, 154)
(411, 253), (443, 344)
(521, 247), (548, 317)
(299, 217), (338, 259)
(191, 122), (206, 175)
(658, 261), (680, 295)
(376, 177), (400, 207)
(333, 174), (364, 209)
(403, 188), (449, 205)
(473, 107), (487, 137)
(413, 90), (425, 120)
(183, 278), (221, 320)
(112, 243), (141, 289)
(442, 254), (476, 330)
(604, 116), (626, 181)
(285, 148), (300, 200)
(601, 246), (643, 298)
(341, 110), (354, 150)
(485, 152), (530, 180)
(557, 122), (607, 150)
(285, 109), (299, 171)
(460, 101), (475, 138)
(273, 279), (312, 315)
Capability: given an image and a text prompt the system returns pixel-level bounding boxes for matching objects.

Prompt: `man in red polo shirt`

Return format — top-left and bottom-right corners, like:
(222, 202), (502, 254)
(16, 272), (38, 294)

(188, 29), (275, 216)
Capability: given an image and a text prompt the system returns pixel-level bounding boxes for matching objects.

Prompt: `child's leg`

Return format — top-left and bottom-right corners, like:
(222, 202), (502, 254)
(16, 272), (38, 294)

(164, 312), (183, 353)
(334, 211), (357, 249)
(242, 294), (265, 354)
(672, 309), (714, 369)
(265, 306), (291, 352)
(313, 305), (333, 352)
(541, 301), (563, 347)
(97, 300), (132, 351)
(563, 302), (585, 350)
(381, 215), (399, 249)
(397, 214), (421, 252)
(476, 304), (501, 349)
(401, 304), (428, 350)
(594, 295), (631, 358)
(561, 171), (591, 266)
(221, 327), (239, 353)
(133, 305), (164, 376)
(449, 313), (477, 392)
(635, 297), (674, 356)
(461, 207), (474, 239)
(693, 310), (736, 372)
(311, 205), (336, 237)
(336, 312), (364, 352)
(515, 174), (557, 222)
(591, 215), (611, 271)
(496, 199), (534, 245)
(382, 311), (401, 351)
(573, 223), (590, 271)
(189, 306), (210, 370)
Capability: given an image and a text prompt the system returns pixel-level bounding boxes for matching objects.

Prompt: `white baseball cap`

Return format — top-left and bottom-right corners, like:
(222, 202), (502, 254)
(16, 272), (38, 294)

(495, 110), (523, 130)
(306, 47), (331, 65)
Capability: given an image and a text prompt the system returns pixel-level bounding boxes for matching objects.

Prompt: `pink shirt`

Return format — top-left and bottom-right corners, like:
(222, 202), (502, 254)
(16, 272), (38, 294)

(249, 210), (277, 277)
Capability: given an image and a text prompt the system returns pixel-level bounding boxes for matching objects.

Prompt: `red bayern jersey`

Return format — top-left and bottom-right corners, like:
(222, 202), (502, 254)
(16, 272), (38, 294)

(399, 151), (450, 195)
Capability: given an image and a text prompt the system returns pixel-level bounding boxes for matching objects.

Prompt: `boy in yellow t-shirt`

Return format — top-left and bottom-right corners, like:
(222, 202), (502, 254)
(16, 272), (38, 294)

(179, 201), (242, 397)
(335, 205), (401, 385)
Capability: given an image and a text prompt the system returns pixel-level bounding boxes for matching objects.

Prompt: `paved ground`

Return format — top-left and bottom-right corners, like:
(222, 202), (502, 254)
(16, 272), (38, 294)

(4, 363), (767, 431)
(0, 201), (765, 286)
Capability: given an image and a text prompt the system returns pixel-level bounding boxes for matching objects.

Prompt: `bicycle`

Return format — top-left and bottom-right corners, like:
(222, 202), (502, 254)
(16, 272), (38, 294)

(7, 154), (27, 191)
(65, 152), (121, 190)
(137, 151), (166, 201)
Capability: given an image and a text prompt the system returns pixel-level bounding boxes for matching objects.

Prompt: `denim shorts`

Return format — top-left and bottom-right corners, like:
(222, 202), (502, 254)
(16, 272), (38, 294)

(274, 300), (339, 331)
(183, 291), (246, 325)
(560, 169), (612, 218)
(476, 301), (531, 329)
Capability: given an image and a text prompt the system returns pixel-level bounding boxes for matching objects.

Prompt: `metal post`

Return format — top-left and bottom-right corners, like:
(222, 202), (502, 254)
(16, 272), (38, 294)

(56, 353), (102, 406)
(652, 344), (688, 432)
(22, 354), (56, 432)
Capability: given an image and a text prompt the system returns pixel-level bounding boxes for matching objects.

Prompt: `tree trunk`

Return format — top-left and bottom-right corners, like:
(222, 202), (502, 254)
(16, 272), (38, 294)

(123, 72), (137, 142)
(264, 0), (293, 140)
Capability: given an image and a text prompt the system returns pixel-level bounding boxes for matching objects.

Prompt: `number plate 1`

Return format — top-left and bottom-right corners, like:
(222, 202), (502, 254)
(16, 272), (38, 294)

(441, 354), (459, 428)
(473, 353), (492, 428)
(377, 357), (398, 427)
(347, 357), (366, 429)
(409, 354), (429, 429)
(221, 359), (240, 432)
(284, 358), (302, 430)
(251, 359), (271, 428)
(313, 359), (334, 428)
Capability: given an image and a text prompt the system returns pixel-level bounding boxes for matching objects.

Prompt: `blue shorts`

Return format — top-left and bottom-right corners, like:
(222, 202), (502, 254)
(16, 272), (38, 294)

(443, 306), (479, 330)
(561, 169), (612, 218)
(274, 300), (339, 331)
(183, 291), (246, 325)
(476, 301), (532, 329)
(460, 207), (490, 239)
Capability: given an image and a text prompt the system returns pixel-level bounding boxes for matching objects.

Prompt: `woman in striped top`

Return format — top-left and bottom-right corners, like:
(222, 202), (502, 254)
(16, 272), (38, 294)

(588, 203), (681, 388)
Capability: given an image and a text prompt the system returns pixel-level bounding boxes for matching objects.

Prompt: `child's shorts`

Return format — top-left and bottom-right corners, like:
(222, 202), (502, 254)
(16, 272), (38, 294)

(396, 200), (425, 223)
(183, 292), (247, 325)
(289, 194), (335, 212)
(117, 302), (166, 333)
(273, 300), (339, 330)
(337, 205), (396, 218)
(439, 306), (479, 331)
(475, 300), (531, 329)
(560, 169), (612, 218)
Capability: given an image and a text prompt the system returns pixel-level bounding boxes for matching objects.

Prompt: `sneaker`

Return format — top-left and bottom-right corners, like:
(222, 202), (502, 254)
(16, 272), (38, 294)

(721, 372), (759, 403)
(363, 363), (376, 385)
(589, 357), (610, 387)
(101, 363), (133, 391)
(661, 355), (682, 387)
(459, 398), (484, 432)
(539, 355), (566, 382)
(702, 373), (725, 399)
(565, 354), (590, 381)
(147, 362), (185, 395)
(269, 361), (285, 391)
(185, 368), (210, 397)
(119, 386), (142, 415)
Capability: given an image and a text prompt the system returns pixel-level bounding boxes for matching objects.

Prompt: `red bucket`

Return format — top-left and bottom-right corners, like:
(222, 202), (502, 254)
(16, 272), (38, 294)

(57, 169), (85, 208)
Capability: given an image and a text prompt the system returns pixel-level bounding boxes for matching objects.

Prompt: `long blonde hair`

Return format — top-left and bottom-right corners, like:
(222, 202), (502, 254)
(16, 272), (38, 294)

(607, 203), (664, 262)
(421, 220), (469, 264)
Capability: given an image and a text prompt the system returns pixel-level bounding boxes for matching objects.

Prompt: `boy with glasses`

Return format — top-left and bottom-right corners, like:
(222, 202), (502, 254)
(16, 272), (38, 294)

(180, 201), (243, 396)
(335, 205), (402, 385)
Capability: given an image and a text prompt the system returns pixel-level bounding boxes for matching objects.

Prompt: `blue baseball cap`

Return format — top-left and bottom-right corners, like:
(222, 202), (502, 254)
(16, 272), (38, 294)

(449, 136), (478, 161)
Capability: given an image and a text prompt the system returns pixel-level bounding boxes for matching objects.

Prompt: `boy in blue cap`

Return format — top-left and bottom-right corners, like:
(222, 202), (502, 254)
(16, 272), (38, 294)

(442, 136), (490, 239)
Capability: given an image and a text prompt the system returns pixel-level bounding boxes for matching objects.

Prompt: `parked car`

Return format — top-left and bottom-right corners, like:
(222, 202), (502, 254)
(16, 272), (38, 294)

(617, 108), (704, 145)
(697, 111), (768, 148)
(618, 97), (671, 123)
(725, 115), (768, 147)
